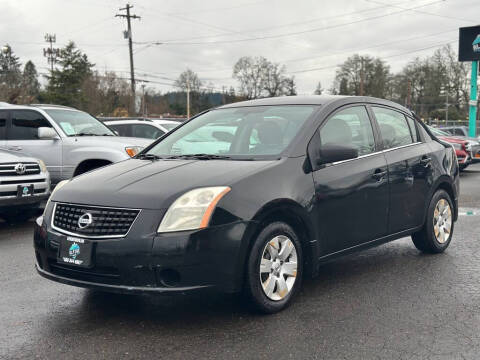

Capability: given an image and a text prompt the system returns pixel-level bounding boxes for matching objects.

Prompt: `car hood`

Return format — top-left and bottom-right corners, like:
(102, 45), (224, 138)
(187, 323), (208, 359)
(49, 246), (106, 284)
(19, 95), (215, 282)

(0, 148), (39, 163)
(64, 136), (153, 148)
(52, 158), (276, 209)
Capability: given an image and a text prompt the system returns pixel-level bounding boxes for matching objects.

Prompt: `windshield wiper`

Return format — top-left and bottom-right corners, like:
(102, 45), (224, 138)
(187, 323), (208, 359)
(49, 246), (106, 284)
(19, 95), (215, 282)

(136, 153), (162, 160)
(75, 132), (99, 136)
(166, 154), (232, 160)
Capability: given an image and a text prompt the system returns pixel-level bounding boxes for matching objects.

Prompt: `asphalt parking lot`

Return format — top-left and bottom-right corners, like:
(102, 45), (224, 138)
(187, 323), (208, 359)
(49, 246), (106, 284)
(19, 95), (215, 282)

(1, 165), (480, 360)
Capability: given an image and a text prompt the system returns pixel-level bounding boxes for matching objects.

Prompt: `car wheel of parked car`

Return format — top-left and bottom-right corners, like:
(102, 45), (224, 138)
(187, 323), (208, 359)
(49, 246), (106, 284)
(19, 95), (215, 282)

(245, 222), (303, 313)
(412, 189), (454, 253)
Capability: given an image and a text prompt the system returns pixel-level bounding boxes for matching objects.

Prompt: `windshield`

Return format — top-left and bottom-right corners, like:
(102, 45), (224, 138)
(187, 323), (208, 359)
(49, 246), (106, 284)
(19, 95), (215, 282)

(428, 126), (449, 136)
(145, 105), (317, 159)
(45, 109), (115, 136)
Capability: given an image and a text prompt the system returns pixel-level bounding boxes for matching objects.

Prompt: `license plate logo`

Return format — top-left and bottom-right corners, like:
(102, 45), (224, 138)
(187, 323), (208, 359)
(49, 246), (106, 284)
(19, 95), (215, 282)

(69, 243), (81, 259)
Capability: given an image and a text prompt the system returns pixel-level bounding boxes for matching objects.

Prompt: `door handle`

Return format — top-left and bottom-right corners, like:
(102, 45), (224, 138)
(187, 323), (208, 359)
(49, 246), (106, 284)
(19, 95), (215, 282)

(420, 156), (431, 167)
(372, 169), (387, 181)
(8, 146), (22, 151)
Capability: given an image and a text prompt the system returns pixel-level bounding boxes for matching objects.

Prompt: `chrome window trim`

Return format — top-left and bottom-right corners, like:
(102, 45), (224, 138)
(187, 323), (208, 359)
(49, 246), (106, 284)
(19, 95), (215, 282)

(330, 142), (423, 166)
(51, 202), (141, 239)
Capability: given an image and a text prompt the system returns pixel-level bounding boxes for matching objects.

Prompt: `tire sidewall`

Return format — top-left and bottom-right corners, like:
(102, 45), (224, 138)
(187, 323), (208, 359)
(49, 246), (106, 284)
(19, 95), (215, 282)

(246, 222), (303, 313)
(426, 190), (454, 252)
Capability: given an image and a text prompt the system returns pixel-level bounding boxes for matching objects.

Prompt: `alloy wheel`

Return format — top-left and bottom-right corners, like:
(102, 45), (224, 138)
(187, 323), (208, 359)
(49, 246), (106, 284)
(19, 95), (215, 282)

(259, 235), (298, 301)
(433, 198), (452, 244)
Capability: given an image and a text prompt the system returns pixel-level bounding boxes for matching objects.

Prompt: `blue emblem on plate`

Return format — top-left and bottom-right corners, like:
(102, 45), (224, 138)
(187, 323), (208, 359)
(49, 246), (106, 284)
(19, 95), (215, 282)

(69, 243), (80, 260)
(22, 186), (29, 195)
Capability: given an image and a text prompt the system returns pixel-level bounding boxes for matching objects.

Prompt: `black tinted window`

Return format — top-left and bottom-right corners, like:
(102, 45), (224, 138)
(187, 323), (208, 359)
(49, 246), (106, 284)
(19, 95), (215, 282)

(372, 107), (413, 149)
(109, 124), (131, 137)
(0, 111), (6, 140)
(131, 124), (165, 139)
(10, 110), (52, 140)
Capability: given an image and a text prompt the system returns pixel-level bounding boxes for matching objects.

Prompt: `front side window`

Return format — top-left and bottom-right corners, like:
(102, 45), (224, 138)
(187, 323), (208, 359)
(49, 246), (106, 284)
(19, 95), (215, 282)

(108, 124), (131, 137)
(45, 109), (115, 137)
(0, 111), (6, 140)
(319, 106), (375, 156)
(10, 110), (53, 140)
(372, 107), (413, 149)
(146, 105), (316, 159)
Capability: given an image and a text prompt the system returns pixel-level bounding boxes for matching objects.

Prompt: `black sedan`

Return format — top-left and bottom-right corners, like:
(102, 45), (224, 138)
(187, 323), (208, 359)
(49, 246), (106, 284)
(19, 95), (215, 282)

(34, 95), (459, 313)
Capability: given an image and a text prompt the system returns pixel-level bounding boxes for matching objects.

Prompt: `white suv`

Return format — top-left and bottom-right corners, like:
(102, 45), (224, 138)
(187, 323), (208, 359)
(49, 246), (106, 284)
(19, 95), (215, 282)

(0, 104), (153, 185)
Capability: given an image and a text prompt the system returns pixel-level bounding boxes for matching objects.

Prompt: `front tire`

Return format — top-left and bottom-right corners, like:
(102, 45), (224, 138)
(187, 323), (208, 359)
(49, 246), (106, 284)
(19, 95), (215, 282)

(244, 222), (303, 313)
(412, 189), (454, 253)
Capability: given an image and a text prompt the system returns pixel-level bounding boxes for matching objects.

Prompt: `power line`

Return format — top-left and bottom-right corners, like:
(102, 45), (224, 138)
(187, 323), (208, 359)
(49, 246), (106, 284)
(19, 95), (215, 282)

(140, 0), (446, 46)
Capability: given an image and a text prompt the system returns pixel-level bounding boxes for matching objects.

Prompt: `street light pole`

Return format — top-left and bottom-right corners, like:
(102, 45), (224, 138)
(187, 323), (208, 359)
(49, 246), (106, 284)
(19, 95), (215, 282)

(469, 61), (478, 137)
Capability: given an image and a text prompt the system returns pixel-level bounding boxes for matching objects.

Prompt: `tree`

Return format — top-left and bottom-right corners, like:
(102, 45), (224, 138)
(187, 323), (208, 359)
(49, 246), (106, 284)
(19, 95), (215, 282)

(333, 54), (390, 98)
(284, 76), (297, 96)
(44, 41), (94, 108)
(314, 81), (323, 95)
(0, 44), (22, 103)
(21, 60), (39, 102)
(233, 56), (269, 99)
(174, 69), (202, 92)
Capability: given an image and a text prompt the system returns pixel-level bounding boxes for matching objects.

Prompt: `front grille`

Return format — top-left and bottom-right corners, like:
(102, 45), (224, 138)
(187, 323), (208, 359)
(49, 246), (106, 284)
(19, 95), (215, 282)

(0, 188), (47, 197)
(0, 178), (46, 185)
(52, 203), (140, 238)
(0, 162), (40, 176)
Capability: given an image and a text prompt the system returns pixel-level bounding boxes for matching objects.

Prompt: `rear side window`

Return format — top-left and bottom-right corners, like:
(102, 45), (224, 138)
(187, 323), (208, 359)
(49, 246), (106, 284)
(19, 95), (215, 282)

(131, 124), (165, 139)
(320, 106), (375, 156)
(405, 116), (419, 142)
(10, 110), (53, 140)
(108, 124), (131, 137)
(454, 128), (465, 136)
(0, 111), (6, 140)
(372, 107), (413, 149)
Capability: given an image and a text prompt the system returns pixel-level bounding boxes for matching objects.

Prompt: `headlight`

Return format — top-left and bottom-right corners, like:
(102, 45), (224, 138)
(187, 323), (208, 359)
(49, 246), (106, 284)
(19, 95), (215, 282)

(158, 186), (231, 233)
(451, 143), (462, 150)
(125, 146), (143, 157)
(38, 160), (47, 173)
(43, 180), (69, 216)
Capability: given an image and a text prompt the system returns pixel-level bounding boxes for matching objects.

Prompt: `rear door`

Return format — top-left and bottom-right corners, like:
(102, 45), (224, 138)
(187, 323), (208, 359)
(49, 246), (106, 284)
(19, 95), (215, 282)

(0, 110), (7, 147)
(311, 105), (389, 254)
(370, 106), (432, 233)
(5, 110), (63, 182)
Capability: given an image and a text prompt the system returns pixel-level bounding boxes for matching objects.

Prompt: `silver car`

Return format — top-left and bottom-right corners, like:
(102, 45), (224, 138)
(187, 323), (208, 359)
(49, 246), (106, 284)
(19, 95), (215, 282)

(0, 104), (153, 185)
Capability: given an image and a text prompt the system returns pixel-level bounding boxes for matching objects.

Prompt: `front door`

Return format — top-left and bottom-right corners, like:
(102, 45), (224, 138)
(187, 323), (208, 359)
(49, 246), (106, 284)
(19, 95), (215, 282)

(370, 106), (432, 233)
(5, 110), (63, 183)
(311, 105), (389, 255)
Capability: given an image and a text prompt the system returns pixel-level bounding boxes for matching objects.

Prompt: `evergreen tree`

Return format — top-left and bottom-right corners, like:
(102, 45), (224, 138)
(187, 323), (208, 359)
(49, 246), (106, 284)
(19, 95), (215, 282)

(45, 41), (94, 107)
(21, 60), (40, 102)
(0, 44), (22, 102)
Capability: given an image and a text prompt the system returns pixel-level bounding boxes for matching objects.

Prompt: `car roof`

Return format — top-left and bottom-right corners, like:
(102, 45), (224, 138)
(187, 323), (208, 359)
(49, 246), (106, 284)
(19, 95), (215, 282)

(0, 103), (79, 111)
(216, 95), (411, 113)
(105, 119), (158, 125)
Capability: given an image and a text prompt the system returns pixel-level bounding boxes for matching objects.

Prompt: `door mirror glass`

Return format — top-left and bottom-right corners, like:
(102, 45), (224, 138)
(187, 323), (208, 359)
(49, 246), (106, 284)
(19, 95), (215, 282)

(38, 127), (58, 140)
(318, 144), (358, 165)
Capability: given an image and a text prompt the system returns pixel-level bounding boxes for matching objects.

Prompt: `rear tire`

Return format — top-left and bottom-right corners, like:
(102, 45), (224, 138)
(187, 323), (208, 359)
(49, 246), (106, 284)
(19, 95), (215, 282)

(412, 189), (454, 253)
(244, 222), (303, 314)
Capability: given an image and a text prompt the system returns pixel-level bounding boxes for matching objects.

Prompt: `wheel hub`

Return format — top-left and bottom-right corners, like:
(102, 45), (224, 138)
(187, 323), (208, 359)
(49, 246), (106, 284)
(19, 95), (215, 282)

(433, 198), (452, 244)
(259, 235), (298, 301)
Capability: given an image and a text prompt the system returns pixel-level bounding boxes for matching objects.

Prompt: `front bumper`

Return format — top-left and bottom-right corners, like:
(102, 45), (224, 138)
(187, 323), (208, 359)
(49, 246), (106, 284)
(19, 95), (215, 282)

(34, 213), (252, 294)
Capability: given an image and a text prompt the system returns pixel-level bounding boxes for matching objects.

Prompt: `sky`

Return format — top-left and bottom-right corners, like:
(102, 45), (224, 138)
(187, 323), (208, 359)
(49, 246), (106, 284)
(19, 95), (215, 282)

(0, 0), (478, 95)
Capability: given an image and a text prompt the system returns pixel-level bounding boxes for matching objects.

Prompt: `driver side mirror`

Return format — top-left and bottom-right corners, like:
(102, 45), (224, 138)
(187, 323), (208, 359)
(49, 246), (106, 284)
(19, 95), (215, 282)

(317, 144), (358, 165)
(38, 127), (59, 140)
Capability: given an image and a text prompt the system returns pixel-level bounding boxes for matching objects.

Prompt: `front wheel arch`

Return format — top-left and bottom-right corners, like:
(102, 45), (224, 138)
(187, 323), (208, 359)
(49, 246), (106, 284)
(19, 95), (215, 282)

(73, 159), (112, 177)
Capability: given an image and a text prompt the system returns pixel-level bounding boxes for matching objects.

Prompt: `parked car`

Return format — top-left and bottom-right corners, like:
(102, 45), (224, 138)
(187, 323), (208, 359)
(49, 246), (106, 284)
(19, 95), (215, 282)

(437, 126), (480, 162)
(0, 148), (50, 222)
(105, 119), (181, 140)
(0, 104), (153, 185)
(34, 96), (459, 313)
(429, 126), (471, 169)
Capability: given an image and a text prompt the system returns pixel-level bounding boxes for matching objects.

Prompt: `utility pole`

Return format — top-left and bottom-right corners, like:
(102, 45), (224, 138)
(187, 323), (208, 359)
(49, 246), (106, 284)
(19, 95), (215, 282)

(445, 91), (449, 124)
(43, 34), (59, 73)
(141, 84), (146, 117)
(360, 57), (365, 96)
(406, 79), (412, 109)
(116, 4), (140, 114)
(186, 74), (191, 119)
